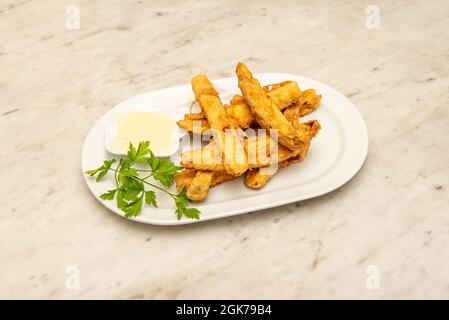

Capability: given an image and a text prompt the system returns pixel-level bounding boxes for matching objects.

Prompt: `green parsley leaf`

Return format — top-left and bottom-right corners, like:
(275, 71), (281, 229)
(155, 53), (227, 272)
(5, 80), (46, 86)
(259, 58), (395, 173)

(144, 190), (157, 207)
(175, 187), (189, 207)
(127, 142), (137, 161)
(135, 141), (150, 163)
(183, 207), (200, 219)
(119, 177), (144, 201)
(120, 167), (138, 177)
(175, 205), (200, 220)
(100, 189), (117, 200)
(174, 187), (199, 220)
(176, 207), (183, 220)
(117, 189), (143, 218)
(127, 141), (150, 164)
(148, 156), (183, 187)
(85, 167), (103, 176)
(120, 158), (132, 171)
(85, 159), (117, 180)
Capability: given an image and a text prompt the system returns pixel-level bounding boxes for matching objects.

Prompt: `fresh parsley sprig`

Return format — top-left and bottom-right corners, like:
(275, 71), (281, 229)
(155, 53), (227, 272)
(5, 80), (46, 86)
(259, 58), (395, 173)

(85, 141), (200, 220)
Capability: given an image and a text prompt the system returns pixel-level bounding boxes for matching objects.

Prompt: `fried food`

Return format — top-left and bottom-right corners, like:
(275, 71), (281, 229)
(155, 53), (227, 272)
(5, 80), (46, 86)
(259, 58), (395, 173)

(181, 132), (302, 171)
(236, 62), (301, 151)
(219, 128), (248, 175)
(184, 112), (205, 120)
(188, 76), (227, 202)
(175, 168), (236, 202)
(181, 84), (313, 135)
(283, 89), (322, 122)
(186, 170), (214, 202)
(191, 75), (219, 99)
(175, 63), (322, 201)
(186, 75), (248, 202)
(177, 118), (210, 134)
(192, 76), (232, 130)
(192, 74), (248, 176)
(245, 120), (321, 189)
(264, 81), (301, 110)
(244, 161), (287, 189)
(181, 140), (225, 171)
(210, 170), (236, 187)
(174, 168), (197, 191)
(225, 95), (255, 129)
(298, 89), (322, 116)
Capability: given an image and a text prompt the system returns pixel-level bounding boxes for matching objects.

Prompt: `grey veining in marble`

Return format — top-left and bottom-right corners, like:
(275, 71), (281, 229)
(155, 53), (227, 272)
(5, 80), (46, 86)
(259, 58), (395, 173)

(0, 0), (448, 299)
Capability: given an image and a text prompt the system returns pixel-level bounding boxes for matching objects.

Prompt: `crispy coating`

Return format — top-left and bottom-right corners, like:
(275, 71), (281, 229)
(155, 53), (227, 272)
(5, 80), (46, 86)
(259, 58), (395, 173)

(181, 135), (266, 171)
(244, 162), (284, 189)
(185, 75), (248, 202)
(181, 141), (225, 171)
(210, 170), (236, 187)
(218, 129), (248, 176)
(264, 81), (301, 110)
(197, 94), (232, 130)
(175, 169), (236, 201)
(192, 74), (248, 176)
(177, 118), (210, 134)
(299, 89), (322, 116)
(188, 76), (223, 201)
(192, 75), (231, 130)
(184, 112), (205, 120)
(175, 169), (235, 190)
(245, 133), (298, 167)
(175, 169), (197, 192)
(180, 129), (307, 172)
(244, 120), (321, 189)
(236, 63), (301, 151)
(191, 75), (219, 100)
(225, 95), (255, 129)
(283, 89), (322, 122)
(186, 170), (214, 202)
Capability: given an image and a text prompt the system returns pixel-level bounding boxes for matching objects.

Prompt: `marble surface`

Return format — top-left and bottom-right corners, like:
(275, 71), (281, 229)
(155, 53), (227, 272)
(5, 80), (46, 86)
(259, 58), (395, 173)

(1, 0), (448, 299)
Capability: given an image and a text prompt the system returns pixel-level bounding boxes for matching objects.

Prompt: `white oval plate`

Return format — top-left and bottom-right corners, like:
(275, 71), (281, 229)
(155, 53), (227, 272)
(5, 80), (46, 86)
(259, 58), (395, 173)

(81, 73), (368, 225)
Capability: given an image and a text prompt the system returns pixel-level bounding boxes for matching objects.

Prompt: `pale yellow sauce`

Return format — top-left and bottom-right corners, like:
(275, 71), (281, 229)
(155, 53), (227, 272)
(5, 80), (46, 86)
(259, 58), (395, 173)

(113, 112), (177, 154)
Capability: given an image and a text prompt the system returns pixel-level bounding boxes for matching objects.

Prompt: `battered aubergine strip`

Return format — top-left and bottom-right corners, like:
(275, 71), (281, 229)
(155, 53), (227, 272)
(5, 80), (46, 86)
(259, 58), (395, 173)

(236, 62), (302, 151)
(245, 120), (321, 189)
(283, 89), (322, 123)
(191, 74), (248, 176)
(264, 81), (301, 110)
(175, 169), (236, 193)
(183, 75), (248, 202)
(176, 118), (210, 134)
(183, 75), (226, 202)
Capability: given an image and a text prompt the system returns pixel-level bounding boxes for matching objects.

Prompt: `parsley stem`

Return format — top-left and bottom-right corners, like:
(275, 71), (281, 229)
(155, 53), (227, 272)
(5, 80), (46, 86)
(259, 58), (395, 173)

(141, 172), (154, 180)
(109, 168), (151, 174)
(108, 168), (155, 189)
(113, 161), (121, 189)
(130, 176), (177, 199)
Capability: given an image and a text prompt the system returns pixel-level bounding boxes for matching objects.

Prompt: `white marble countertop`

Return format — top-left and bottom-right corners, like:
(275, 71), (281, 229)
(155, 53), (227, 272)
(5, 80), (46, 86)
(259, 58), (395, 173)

(1, 0), (448, 299)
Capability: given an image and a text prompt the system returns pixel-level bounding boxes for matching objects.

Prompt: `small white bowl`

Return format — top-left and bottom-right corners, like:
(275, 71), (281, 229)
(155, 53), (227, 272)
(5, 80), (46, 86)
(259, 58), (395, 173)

(104, 104), (188, 157)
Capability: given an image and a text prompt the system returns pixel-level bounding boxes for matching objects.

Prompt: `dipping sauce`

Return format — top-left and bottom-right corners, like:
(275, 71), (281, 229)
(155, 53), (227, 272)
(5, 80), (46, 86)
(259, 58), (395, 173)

(113, 111), (177, 154)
